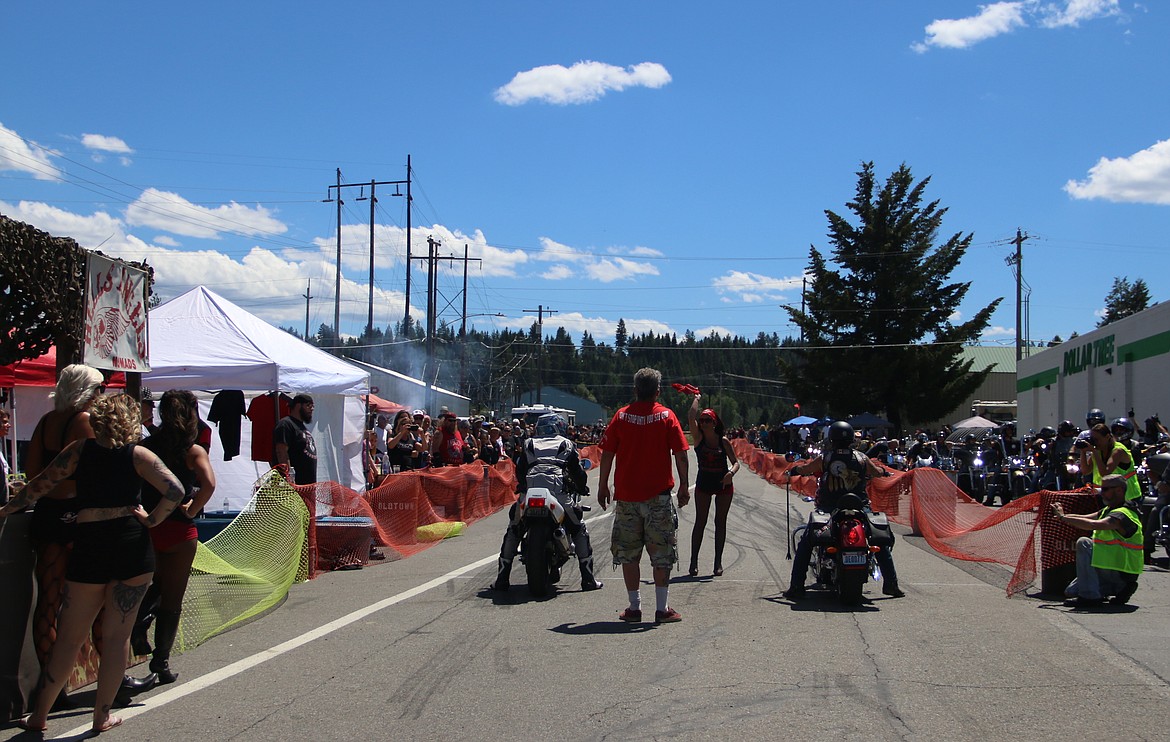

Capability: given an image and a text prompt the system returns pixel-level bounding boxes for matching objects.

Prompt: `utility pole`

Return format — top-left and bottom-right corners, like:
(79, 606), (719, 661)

(324, 165), (411, 339)
(302, 279), (313, 340)
(800, 276), (806, 344)
(523, 305), (557, 404)
(333, 168), (342, 337)
(1006, 228), (1031, 362)
(403, 154), (413, 331)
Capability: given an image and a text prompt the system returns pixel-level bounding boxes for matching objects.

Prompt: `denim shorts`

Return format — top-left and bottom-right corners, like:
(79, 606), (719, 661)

(610, 491), (678, 568)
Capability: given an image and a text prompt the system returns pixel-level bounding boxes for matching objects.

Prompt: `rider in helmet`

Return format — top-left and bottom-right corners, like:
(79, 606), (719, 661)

(491, 413), (603, 592)
(783, 421), (903, 599)
(1111, 417), (1142, 465)
(1078, 409), (1106, 445)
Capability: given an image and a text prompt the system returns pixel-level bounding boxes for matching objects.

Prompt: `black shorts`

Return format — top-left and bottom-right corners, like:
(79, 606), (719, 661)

(67, 518), (155, 584)
(30, 497), (78, 546)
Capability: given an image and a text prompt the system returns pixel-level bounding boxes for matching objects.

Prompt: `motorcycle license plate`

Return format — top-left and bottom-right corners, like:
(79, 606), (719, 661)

(842, 552), (867, 566)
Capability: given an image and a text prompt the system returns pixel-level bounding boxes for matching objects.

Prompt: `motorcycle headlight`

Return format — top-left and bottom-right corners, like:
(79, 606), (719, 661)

(973, 456), (984, 467)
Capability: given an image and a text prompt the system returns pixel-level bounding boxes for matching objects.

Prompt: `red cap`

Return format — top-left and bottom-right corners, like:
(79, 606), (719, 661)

(698, 408), (717, 420)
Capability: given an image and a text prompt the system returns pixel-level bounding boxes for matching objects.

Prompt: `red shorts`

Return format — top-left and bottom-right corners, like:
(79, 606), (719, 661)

(150, 519), (199, 552)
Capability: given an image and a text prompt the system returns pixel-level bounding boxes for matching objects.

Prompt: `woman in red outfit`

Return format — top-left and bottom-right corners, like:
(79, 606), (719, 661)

(687, 394), (740, 577)
(135, 389), (217, 686)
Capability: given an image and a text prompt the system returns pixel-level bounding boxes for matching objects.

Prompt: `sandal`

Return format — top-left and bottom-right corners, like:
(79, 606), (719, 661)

(93, 715), (123, 733)
(713, 565), (723, 577)
(688, 559), (699, 577)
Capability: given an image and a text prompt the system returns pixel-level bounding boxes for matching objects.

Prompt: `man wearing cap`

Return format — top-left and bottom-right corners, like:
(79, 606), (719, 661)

(1051, 473), (1143, 607)
(274, 394), (317, 485)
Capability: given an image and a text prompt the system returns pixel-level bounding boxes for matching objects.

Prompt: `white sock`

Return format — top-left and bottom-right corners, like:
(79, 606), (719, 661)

(656, 586), (669, 613)
(628, 590), (641, 611)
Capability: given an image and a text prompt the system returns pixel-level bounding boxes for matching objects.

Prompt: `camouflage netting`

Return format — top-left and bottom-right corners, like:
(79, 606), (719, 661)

(732, 439), (1100, 596)
(0, 213), (153, 366)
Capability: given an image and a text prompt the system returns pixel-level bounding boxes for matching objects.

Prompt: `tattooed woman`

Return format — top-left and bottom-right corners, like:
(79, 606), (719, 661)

(0, 392), (186, 734)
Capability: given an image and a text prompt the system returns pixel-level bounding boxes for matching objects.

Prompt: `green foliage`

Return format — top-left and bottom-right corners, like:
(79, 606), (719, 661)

(1097, 276), (1151, 327)
(779, 162), (1002, 432)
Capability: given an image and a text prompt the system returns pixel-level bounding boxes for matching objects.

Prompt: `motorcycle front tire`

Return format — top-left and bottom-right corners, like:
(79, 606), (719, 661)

(524, 521), (552, 597)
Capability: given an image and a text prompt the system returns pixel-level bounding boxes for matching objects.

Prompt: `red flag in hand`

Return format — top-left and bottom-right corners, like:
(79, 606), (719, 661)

(671, 382), (701, 396)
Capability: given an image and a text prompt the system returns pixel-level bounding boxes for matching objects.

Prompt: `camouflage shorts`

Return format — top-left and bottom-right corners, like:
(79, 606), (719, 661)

(610, 491), (678, 568)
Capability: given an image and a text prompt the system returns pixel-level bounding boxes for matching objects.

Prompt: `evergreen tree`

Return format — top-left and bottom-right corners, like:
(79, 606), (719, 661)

(1097, 276), (1151, 327)
(779, 162), (1001, 432)
(615, 318), (628, 356)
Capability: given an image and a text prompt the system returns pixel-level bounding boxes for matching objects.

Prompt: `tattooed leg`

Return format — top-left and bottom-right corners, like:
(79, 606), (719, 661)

(112, 581), (150, 622)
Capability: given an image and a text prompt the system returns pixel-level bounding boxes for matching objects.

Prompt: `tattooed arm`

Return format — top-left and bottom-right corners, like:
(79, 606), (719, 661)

(133, 446), (187, 527)
(0, 443), (82, 517)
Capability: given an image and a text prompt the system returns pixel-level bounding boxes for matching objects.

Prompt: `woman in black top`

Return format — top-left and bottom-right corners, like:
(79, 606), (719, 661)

(137, 390), (217, 685)
(687, 394), (740, 577)
(1, 393), (186, 735)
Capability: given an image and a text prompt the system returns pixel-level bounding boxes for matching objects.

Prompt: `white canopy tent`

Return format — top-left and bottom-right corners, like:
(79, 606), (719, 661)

(143, 286), (369, 507)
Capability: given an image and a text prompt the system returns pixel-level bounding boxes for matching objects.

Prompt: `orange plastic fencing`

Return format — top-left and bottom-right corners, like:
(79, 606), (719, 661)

(293, 458), (519, 576)
(731, 439), (1100, 596)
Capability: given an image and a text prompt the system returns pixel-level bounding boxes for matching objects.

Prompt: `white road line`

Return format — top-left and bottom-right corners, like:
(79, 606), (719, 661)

(57, 508), (617, 739)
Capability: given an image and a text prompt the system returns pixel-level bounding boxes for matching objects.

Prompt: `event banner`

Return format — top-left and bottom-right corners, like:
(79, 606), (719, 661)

(83, 253), (151, 372)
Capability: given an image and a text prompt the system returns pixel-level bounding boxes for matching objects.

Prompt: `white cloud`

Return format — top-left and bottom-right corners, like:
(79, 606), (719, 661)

(980, 325), (1015, 339)
(494, 60), (671, 106)
(694, 325), (734, 339)
(1037, 0), (1120, 28)
(0, 121), (59, 180)
(541, 264), (575, 280)
(914, 2), (1028, 51)
(125, 188), (288, 239)
(616, 245), (665, 258)
(585, 257), (660, 283)
(913, 0), (1120, 52)
(81, 133), (133, 154)
(534, 236), (591, 263)
(496, 311), (673, 343)
(1, 200), (125, 246)
(713, 270), (802, 304)
(1064, 138), (1170, 204)
(154, 235), (180, 247)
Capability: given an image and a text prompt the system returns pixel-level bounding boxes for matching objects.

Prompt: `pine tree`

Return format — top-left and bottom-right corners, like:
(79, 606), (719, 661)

(1097, 277), (1151, 327)
(779, 162), (1001, 432)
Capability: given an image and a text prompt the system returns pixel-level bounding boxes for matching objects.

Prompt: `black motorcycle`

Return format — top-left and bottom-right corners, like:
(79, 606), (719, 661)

(793, 493), (893, 605)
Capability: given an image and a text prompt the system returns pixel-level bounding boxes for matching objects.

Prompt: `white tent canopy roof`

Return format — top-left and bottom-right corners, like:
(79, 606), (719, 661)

(145, 285), (367, 394)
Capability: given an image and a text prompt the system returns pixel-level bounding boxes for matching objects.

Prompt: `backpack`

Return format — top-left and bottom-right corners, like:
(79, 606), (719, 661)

(524, 436), (575, 502)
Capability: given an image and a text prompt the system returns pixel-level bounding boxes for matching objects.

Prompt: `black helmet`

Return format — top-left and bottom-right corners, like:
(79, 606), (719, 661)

(1086, 408), (1106, 426)
(827, 421), (854, 448)
(1038, 426), (1057, 439)
(1057, 420), (1076, 436)
(916, 432), (928, 443)
(1111, 417), (1135, 440)
(964, 433), (977, 444)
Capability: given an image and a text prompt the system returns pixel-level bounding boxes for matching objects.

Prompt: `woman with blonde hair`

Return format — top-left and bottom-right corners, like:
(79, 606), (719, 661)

(1, 393), (186, 734)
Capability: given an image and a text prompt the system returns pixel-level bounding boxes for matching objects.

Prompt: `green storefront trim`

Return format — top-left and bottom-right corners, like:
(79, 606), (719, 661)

(1117, 330), (1170, 365)
(1017, 367), (1060, 393)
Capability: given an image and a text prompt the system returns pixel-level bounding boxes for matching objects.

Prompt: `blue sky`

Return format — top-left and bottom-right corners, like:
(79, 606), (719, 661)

(2, 1), (1167, 354)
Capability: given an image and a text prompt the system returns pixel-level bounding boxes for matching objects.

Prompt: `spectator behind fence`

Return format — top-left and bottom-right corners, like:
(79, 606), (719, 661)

(1051, 474), (1143, 607)
(1, 393), (186, 735)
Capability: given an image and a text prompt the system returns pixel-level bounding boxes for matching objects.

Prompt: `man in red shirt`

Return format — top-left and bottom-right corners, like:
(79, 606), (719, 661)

(598, 367), (690, 624)
(430, 411), (465, 467)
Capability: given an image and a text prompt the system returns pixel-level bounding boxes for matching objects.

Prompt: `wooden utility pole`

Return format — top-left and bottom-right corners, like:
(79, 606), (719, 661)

(333, 168), (342, 337)
(403, 154), (413, 331)
(523, 305), (557, 404)
(1008, 229), (1031, 362)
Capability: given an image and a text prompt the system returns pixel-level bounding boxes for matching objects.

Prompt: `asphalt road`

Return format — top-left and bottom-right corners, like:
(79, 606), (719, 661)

(7, 453), (1170, 741)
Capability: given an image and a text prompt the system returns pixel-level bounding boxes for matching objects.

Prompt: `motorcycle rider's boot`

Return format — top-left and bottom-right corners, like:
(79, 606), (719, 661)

(783, 584), (806, 600)
(882, 581), (906, 598)
(490, 556), (513, 591)
(578, 554), (603, 591)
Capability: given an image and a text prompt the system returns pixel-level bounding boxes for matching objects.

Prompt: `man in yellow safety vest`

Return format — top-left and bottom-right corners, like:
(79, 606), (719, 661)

(1051, 473), (1143, 607)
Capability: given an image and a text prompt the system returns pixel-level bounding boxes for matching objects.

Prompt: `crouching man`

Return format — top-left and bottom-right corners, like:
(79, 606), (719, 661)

(1051, 473), (1143, 607)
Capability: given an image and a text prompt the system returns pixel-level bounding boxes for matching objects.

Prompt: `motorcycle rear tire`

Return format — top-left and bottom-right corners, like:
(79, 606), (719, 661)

(525, 522), (552, 597)
(837, 568), (865, 606)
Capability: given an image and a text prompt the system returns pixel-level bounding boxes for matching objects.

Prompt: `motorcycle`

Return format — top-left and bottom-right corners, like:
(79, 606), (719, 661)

(1004, 455), (1033, 502)
(958, 448), (990, 503)
(515, 487), (585, 597)
(794, 492), (893, 605)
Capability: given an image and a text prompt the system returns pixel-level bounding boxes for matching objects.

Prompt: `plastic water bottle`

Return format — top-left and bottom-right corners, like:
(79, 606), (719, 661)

(222, 497), (230, 513)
